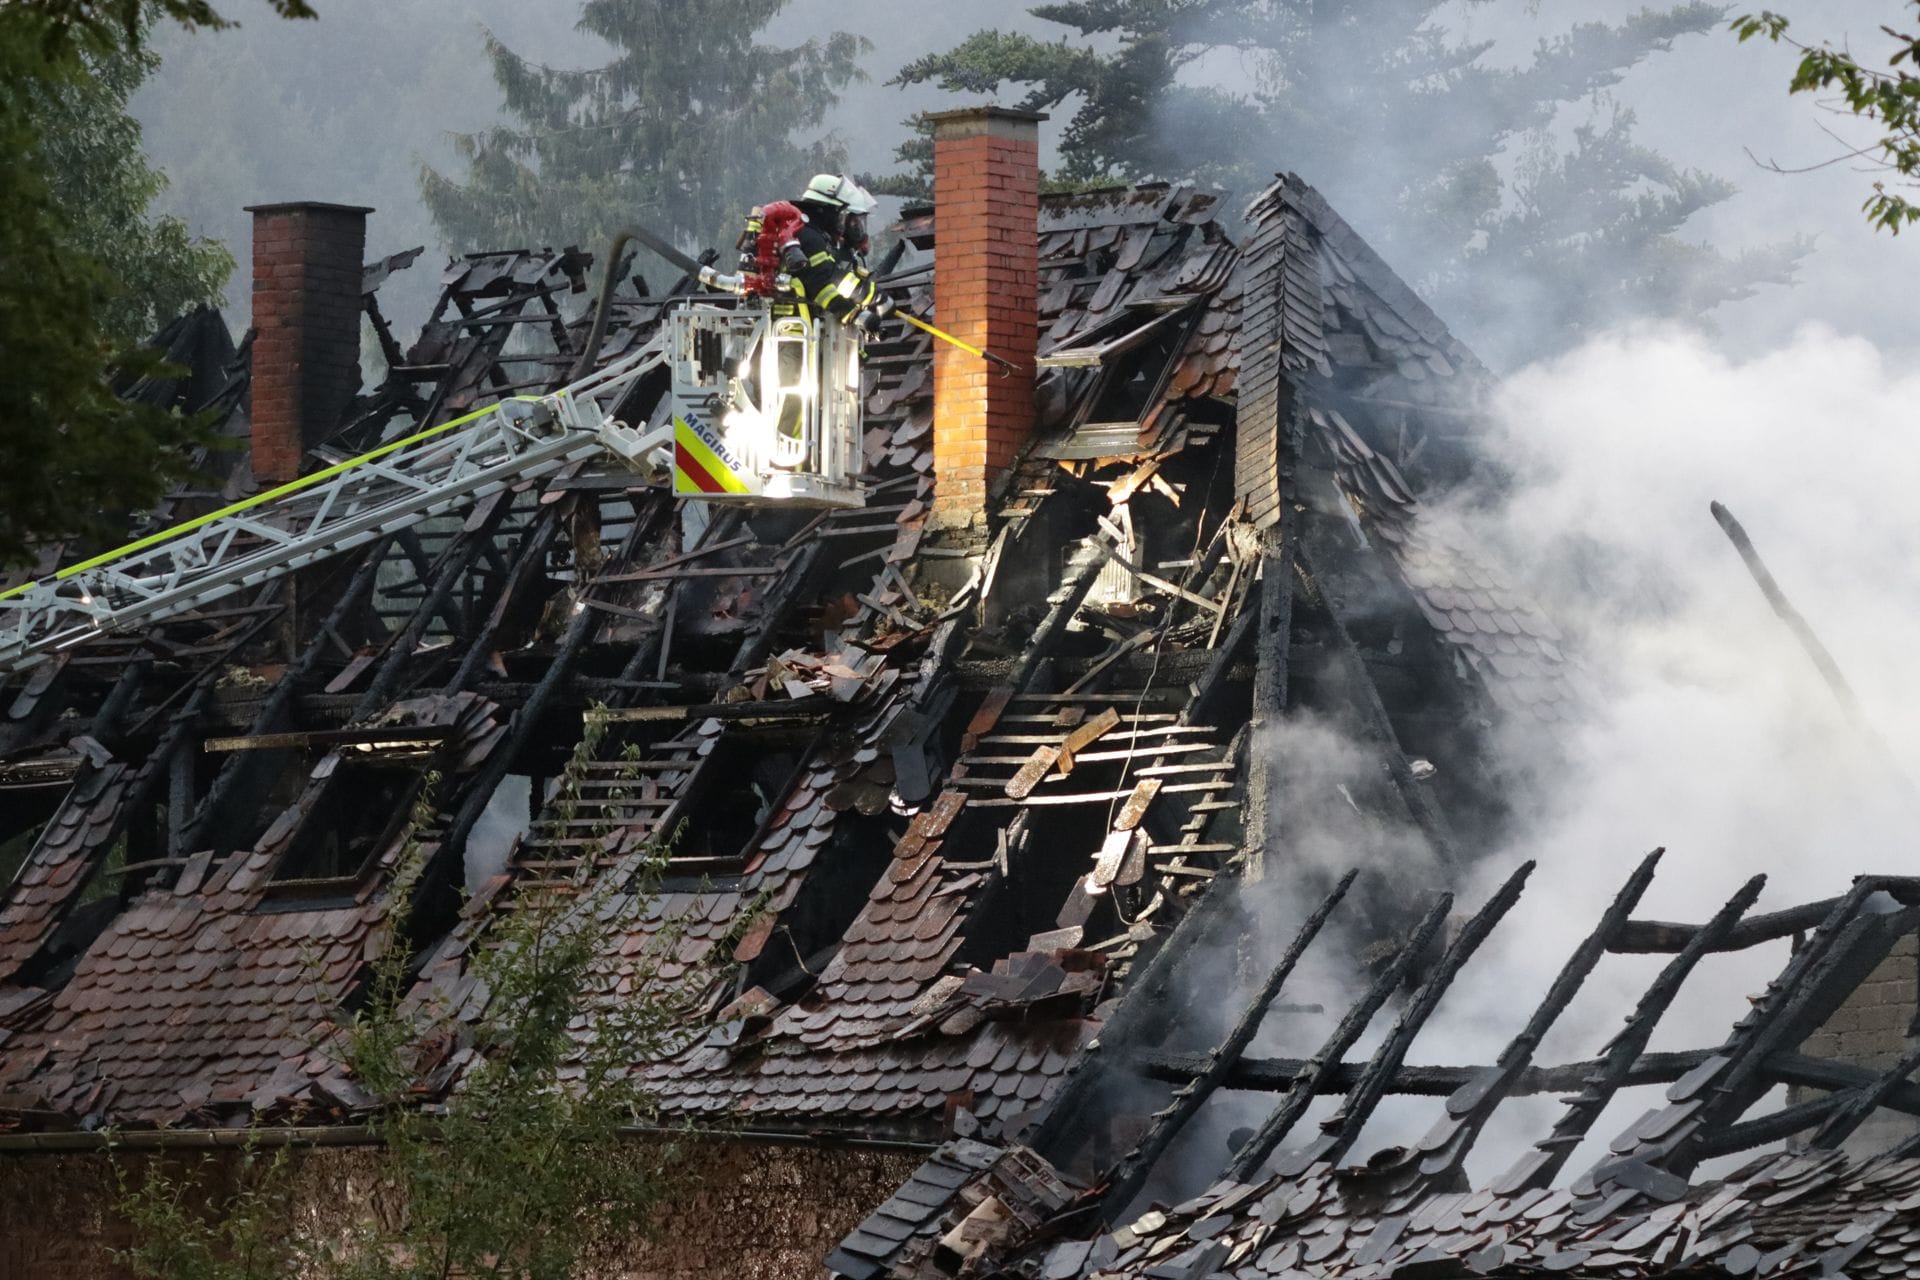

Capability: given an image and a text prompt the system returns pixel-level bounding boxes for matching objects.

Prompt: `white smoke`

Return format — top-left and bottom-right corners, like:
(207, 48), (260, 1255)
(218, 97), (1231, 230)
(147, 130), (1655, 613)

(1369, 321), (1920, 1178)
(1466, 322), (1920, 910)
(1155, 323), (1920, 1201)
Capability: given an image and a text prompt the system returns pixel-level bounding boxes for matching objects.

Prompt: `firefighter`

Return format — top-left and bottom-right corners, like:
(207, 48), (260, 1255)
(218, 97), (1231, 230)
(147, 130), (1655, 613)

(741, 174), (892, 467)
(782, 173), (895, 333)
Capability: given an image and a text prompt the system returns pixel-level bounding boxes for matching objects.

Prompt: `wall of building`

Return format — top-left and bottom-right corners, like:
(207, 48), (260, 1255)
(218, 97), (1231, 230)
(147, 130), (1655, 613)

(0, 1137), (923, 1280)
(1802, 932), (1919, 1070)
(1798, 930), (1920, 1155)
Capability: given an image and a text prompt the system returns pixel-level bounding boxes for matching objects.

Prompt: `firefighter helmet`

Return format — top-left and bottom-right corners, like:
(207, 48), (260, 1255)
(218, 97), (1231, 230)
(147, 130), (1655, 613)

(802, 173), (878, 215)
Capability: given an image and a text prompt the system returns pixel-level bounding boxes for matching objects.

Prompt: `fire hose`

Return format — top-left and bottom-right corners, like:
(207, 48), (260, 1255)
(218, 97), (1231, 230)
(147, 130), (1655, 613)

(594, 225), (1023, 375)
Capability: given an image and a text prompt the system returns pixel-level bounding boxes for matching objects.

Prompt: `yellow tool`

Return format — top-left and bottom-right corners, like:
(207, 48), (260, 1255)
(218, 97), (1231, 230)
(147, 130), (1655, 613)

(899, 312), (1023, 375)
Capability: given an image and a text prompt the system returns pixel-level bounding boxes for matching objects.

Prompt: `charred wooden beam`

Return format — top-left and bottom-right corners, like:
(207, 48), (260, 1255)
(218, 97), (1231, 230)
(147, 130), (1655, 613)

(1013, 540), (1107, 694)
(446, 500), (563, 692)
(595, 701), (836, 726)
(591, 532), (756, 583)
(1294, 544), (1460, 871)
(1711, 500), (1915, 801)
(1612, 897), (1841, 954)
(1308, 861), (1533, 1173)
(1136, 1047), (1716, 1096)
(1399, 850), (1663, 1190)
(729, 541), (825, 679)
(1026, 861), (1246, 1162)
(202, 726), (453, 753)
(1099, 870), (1356, 1215)
(1242, 520), (1296, 878)
(180, 560), (382, 855)
(1809, 1038), (1920, 1148)
(1180, 597), (1258, 732)
(0, 757), (81, 788)
(1696, 1093), (1847, 1159)
(91, 653), (153, 743)
(166, 736), (194, 859)
(1494, 873), (1766, 1195)
(396, 526), (468, 639)
(1226, 889), (1454, 1180)
(1133, 1041), (1920, 1119)
(955, 650), (1241, 690)
(1640, 1046), (1920, 1156)
(1765, 1050), (1920, 1119)
(1589, 881), (1920, 1188)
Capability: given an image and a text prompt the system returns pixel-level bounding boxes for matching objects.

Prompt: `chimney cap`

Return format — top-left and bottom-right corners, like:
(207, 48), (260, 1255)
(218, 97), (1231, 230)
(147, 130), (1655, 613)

(243, 201), (376, 215)
(925, 105), (1047, 140)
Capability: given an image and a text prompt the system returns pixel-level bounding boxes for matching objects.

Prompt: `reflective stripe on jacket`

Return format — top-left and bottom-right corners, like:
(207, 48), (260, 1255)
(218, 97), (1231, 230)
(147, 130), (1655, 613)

(782, 223), (874, 321)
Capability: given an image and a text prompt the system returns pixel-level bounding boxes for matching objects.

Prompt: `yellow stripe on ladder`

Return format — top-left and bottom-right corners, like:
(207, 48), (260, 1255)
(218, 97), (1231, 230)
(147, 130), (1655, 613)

(0, 397), (518, 603)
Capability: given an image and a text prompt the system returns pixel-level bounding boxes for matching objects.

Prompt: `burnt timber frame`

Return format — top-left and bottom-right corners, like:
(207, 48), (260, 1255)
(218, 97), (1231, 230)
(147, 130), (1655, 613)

(1015, 861), (1920, 1227)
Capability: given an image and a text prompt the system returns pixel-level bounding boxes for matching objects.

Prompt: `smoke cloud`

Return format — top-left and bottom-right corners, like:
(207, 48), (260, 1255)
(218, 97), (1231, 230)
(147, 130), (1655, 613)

(1134, 321), (1920, 1203)
(1430, 321), (1920, 1087)
(1467, 322), (1920, 908)
(1354, 320), (1920, 1180)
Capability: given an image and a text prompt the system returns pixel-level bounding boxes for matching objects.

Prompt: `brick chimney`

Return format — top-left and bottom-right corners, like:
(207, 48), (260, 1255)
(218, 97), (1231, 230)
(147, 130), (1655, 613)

(928, 107), (1043, 529)
(244, 201), (372, 486)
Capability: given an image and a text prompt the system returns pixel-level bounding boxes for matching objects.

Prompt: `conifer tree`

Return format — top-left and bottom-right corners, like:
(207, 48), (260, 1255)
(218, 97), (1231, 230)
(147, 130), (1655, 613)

(423, 0), (867, 257)
(893, 1), (1805, 366)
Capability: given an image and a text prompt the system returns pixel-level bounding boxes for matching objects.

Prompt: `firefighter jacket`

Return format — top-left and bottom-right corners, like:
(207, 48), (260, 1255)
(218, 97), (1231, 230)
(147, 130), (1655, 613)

(781, 221), (876, 322)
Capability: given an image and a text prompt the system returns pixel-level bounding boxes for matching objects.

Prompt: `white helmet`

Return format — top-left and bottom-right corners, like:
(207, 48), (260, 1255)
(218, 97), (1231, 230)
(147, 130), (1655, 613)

(802, 173), (878, 215)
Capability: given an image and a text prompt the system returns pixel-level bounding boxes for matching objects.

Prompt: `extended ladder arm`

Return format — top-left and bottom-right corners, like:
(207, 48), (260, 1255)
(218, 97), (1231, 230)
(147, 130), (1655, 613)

(0, 341), (673, 676)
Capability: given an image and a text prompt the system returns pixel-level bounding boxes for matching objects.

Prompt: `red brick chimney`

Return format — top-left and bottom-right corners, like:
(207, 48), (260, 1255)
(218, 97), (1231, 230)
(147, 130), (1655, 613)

(244, 201), (372, 486)
(928, 107), (1043, 530)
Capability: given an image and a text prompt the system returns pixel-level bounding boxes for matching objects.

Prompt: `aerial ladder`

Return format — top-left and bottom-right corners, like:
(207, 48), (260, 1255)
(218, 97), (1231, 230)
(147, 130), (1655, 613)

(0, 240), (873, 677)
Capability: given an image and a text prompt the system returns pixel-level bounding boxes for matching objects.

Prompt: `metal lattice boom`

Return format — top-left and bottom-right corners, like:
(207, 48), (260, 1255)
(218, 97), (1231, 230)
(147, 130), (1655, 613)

(0, 342), (670, 675)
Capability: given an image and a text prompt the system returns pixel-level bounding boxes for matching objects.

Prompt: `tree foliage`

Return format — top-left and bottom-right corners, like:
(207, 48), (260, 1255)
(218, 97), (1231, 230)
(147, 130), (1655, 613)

(892, 0), (1806, 366)
(1734, 6), (1920, 233)
(11, 0), (314, 61)
(24, 35), (235, 347)
(0, 11), (229, 567)
(422, 0), (869, 256)
(117, 718), (701, 1280)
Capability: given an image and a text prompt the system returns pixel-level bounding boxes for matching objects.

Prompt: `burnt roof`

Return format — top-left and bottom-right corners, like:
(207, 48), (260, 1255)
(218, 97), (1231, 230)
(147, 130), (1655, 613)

(1, 172), (1606, 1141)
(828, 863), (1920, 1280)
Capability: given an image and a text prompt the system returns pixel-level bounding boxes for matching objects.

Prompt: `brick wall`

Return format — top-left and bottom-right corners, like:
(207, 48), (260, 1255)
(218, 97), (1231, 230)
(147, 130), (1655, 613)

(0, 1137), (921, 1279)
(928, 107), (1042, 531)
(245, 202), (372, 486)
(1797, 930), (1920, 1154)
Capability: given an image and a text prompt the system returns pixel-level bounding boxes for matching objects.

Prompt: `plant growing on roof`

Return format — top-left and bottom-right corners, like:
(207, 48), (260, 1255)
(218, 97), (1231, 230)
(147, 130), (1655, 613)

(324, 756), (688, 1280)
(116, 716), (706, 1280)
